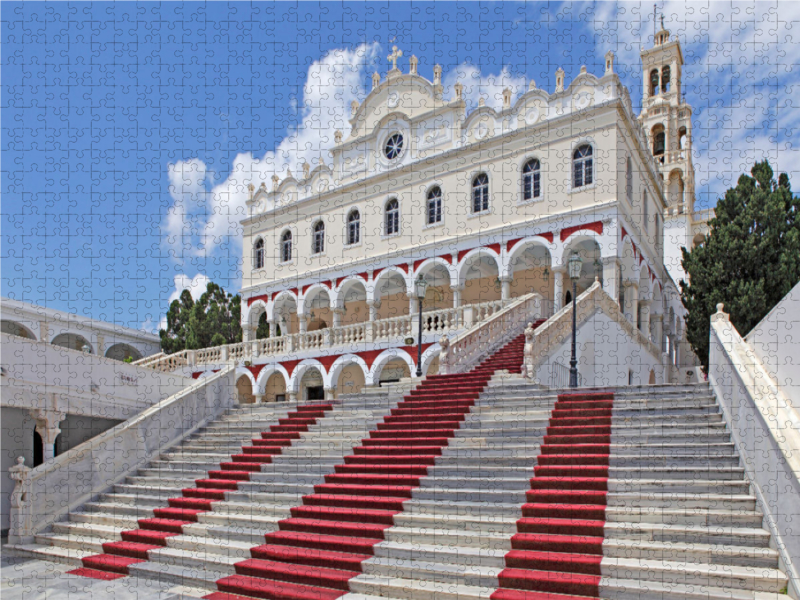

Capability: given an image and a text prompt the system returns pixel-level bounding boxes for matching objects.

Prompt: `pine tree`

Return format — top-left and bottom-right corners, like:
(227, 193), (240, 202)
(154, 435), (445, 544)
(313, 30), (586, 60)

(159, 282), (243, 353)
(681, 161), (800, 369)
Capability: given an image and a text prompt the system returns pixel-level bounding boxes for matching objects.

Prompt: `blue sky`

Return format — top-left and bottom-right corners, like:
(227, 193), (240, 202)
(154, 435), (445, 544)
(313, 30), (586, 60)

(3, 1), (798, 332)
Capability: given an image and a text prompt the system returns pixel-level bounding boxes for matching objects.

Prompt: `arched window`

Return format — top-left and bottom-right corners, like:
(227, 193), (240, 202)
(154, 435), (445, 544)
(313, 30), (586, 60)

(626, 156), (633, 202)
(650, 69), (660, 96)
(426, 187), (442, 225)
(653, 130), (666, 158)
(347, 210), (360, 245)
(661, 66), (671, 93)
(385, 199), (399, 235)
(253, 238), (265, 270)
(312, 222), (325, 254)
(472, 173), (489, 213)
(522, 159), (541, 201)
(572, 145), (593, 188)
(280, 230), (292, 263)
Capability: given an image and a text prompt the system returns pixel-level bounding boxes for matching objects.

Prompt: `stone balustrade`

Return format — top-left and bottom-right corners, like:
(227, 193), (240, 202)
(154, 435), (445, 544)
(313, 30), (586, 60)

(143, 299), (509, 373)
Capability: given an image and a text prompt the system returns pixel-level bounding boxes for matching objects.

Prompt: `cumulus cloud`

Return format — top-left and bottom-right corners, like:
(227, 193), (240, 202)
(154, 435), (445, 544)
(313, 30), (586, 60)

(162, 43), (380, 260)
(443, 65), (527, 112)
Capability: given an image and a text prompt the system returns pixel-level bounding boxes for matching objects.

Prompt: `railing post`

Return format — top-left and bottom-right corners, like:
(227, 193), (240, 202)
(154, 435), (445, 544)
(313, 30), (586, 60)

(366, 321), (374, 342)
(463, 305), (474, 328)
(8, 457), (32, 544)
(438, 335), (450, 375)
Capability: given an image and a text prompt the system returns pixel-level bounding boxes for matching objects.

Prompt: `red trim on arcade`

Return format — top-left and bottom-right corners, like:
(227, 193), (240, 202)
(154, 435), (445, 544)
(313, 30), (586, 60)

(560, 221), (604, 242)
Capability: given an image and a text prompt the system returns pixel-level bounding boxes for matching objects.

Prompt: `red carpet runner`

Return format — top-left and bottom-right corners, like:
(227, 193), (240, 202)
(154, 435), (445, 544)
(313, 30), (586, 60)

(490, 390), (615, 600)
(68, 403), (334, 580)
(204, 331), (534, 600)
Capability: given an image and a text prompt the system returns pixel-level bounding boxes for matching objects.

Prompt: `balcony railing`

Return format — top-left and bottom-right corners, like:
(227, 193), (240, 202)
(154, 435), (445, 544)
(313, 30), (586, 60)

(143, 299), (511, 373)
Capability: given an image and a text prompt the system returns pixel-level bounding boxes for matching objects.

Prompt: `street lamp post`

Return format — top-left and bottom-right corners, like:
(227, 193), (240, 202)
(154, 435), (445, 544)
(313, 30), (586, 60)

(568, 252), (583, 388)
(414, 276), (428, 377)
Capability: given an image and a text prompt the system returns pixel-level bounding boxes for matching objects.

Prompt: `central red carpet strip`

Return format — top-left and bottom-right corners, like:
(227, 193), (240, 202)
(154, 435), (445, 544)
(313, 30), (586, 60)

(68, 403), (335, 580)
(204, 330), (538, 600)
(490, 390), (615, 600)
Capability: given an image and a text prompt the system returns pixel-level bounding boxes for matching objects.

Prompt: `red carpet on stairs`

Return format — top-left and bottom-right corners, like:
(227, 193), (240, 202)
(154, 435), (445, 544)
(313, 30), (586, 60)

(205, 332), (531, 600)
(67, 403), (335, 580)
(490, 390), (615, 600)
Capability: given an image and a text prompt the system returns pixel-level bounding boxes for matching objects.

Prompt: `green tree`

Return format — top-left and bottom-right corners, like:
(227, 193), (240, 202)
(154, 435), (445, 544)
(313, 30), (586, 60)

(681, 161), (800, 369)
(159, 282), (243, 354)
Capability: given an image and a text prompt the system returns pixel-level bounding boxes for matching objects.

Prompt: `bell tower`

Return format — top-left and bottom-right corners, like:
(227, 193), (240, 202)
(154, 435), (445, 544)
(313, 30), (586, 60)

(638, 17), (698, 286)
(638, 18), (695, 216)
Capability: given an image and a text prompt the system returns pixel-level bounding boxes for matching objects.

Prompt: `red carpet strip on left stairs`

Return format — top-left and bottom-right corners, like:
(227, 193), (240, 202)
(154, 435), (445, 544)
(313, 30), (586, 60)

(201, 333), (528, 600)
(67, 403), (335, 580)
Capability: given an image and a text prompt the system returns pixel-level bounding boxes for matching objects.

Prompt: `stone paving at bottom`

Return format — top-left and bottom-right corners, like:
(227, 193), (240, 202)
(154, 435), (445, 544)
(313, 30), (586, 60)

(1, 556), (206, 600)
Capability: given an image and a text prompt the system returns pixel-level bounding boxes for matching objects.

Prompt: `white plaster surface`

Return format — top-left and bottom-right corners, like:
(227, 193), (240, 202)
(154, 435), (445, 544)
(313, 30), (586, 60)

(745, 280), (800, 407)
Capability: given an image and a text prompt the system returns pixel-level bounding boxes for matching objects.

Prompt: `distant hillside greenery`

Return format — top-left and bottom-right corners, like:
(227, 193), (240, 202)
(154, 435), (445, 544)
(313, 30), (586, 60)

(681, 161), (800, 369)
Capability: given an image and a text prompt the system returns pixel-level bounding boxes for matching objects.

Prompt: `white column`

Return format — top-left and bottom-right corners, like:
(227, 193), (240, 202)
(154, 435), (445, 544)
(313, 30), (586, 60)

(254, 394), (265, 404)
(500, 276), (512, 302)
(31, 409), (65, 461)
(242, 325), (254, 343)
(408, 293), (417, 314)
(288, 392), (298, 403)
(332, 309), (343, 328)
(624, 282), (639, 325)
(96, 334), (105, 356)
(652, 314), (664, 350)
(553, 268), (565, 312)
(298, 314), (307, 334)
(267, 320), (275, 337)
(451, 286), (462, 309)
(601, 258), (619, 302)
(324, 387), (335, 401)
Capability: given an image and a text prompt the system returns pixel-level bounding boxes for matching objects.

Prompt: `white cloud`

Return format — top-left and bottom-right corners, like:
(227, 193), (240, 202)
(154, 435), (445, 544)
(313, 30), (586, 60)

(443, 65), (527, 112)
(163, 43), (380, 260)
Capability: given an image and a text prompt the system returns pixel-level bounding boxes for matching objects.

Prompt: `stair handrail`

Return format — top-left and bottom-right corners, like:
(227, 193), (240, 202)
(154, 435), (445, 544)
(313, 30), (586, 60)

(7, 366), (236, 545)
(522, 280), (662, 380)
(438, 293), (544, 375)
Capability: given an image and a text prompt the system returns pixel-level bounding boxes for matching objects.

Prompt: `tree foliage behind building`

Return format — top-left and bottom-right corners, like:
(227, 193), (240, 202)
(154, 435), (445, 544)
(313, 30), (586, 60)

(160, 282), (242, 354)
(681, 161), (800, 369)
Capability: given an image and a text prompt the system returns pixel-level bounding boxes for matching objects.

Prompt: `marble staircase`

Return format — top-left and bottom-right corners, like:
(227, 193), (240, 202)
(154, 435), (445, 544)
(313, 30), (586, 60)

(12, 333), (791, 600)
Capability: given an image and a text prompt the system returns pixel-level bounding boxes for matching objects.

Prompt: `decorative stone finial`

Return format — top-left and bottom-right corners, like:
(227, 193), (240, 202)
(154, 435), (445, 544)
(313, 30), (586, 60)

(502, 87), (512, 109)
(555, 68), (565, 92)
(454, 82), (463, 101)
(716, 303), (725, 313)
(409, 55), (418, 75)
(605, 51), (615, 75)
(271, 174), (279, 191)
(580, 65), (587, 75)
(247, 183), (255, 200)
(387, 45), (403, 71)
(478, 97), (486, 108)
(529, 79), (536, 91)
(595, 276), (600, 284)
(334, 130), (342, 144)
(350, 100), (359, 116)
(286, 167), (293, 179)
(302, 162), (310, 180)
(372, 72), (380, 89)
(433, 64), (442, 85)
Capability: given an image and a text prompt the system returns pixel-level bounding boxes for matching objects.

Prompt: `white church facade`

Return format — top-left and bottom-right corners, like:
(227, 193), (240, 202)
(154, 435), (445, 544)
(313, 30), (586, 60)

(168, 31), (708, 401)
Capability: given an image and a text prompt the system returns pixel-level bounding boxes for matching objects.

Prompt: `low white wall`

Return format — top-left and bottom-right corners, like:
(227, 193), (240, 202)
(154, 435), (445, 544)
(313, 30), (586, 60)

(709, 307), (800, 597)
(0, 332), (191, 420)
(536, 309), (663, 387)
(6, 367), (236, 544)
(745, 281), (800, 407)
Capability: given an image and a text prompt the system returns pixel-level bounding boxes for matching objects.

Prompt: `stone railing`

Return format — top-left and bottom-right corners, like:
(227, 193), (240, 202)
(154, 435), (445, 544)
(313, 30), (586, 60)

(708, 305), (800, 597)
(143, 299), (507, 373)
(522, 281), (663, 380)
(132, 351), (165, 367)
(438, 293), (544, 375)
(7, 366), (236, 545)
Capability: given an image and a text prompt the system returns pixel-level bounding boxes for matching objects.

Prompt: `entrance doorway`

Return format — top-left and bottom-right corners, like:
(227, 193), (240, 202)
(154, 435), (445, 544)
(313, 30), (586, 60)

(306, 386), (325, 401)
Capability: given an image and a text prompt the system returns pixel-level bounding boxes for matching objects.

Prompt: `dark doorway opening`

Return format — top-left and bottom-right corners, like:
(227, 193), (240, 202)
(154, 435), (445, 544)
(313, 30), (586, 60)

(33, 429), (43, 467)
(306, 386), (325, 401)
